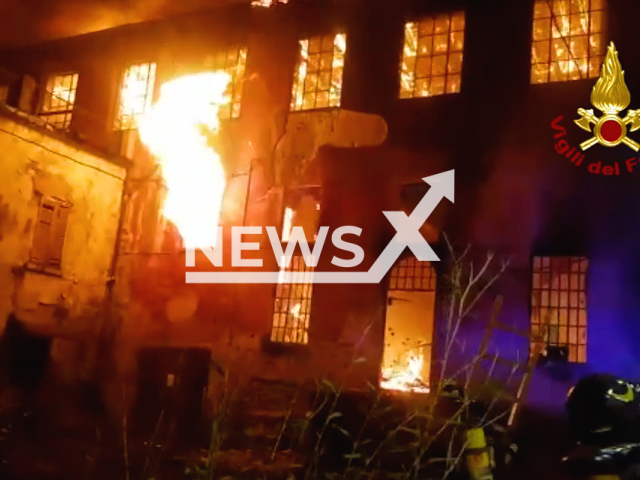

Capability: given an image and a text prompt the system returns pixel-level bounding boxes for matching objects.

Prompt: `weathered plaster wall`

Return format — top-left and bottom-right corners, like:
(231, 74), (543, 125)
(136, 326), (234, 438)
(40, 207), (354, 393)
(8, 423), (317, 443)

(0, 110), (126, 384)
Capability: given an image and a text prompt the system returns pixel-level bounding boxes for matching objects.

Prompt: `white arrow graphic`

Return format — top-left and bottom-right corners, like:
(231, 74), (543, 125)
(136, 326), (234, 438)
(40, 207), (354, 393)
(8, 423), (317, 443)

(186, 169), (454, 284)
(366, 169), (454, 283)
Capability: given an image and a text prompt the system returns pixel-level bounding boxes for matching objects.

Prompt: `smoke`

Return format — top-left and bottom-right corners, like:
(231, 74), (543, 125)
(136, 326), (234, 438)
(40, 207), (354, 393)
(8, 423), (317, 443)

(0, 0), (242, 47)
(470, 150), (570, 259)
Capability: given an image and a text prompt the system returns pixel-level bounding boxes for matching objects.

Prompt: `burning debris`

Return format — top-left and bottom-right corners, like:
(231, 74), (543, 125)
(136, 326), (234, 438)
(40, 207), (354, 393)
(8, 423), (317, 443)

(380, 350), (429, 393)
(139, 72), (232, 248)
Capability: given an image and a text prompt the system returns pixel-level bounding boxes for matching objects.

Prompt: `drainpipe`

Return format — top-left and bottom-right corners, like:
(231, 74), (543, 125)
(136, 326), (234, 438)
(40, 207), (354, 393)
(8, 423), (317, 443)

(241, 159), (256, 228)
(106, 172), (129, 301)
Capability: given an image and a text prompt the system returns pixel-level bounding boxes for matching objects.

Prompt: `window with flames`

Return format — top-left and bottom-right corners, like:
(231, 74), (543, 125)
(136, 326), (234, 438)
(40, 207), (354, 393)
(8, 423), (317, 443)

(400, 11), (465, 98)
(40, 73), (79, 130)
(115, 62), (157, 130)
(271, 255), (314, 344)
(290, 33), (346, 111)
(204, 45), (248, 119)
(530, 256), (588, 363)
(270, 188), (321, 344)
(381, 257), (437, 394)
(531, 0), (606, 84)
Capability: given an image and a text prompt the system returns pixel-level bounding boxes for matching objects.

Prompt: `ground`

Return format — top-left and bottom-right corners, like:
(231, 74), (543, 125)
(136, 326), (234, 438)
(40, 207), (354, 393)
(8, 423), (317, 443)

(0, 368), (576, 480)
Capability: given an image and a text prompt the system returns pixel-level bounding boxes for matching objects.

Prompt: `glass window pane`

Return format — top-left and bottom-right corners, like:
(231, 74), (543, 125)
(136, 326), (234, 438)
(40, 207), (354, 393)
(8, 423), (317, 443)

(531, 256), (588, 363)
(531, 0), (607, 84)
(399, 11), (465, 99)
(291, 33), (346, 111)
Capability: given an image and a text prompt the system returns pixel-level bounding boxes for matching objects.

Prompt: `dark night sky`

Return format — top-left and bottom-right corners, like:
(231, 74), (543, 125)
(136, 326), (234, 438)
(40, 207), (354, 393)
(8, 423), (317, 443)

(0, 0), (244, 47)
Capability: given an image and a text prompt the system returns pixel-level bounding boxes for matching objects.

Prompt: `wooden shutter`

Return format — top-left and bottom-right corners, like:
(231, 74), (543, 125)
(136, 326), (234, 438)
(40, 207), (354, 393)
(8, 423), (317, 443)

(48, 203), (69, 268)
(30, 198), (70, 269)
(31, 201), (55, 264)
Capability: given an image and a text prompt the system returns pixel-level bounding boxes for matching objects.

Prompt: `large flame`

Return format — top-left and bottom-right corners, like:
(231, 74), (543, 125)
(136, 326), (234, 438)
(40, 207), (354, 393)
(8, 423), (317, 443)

(591, 42), (631, 114)
(381, 351), (429, 394)
(139, 72), (231, 249)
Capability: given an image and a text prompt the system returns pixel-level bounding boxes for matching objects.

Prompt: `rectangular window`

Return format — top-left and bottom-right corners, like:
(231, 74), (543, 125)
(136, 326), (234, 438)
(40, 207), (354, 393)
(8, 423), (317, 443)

(218, 46), (248, 119)
(381, 257), (436, 393)
(39, 73), (79, 130)
(115, 62), (157, 130)
(290, 33), (346, 111)
(531, 256), (588, 363)
(531, 0), (606, 83)
(400, 12), (465, 99)
(30, 197), (71, 271)
(271, 255), (314, 344)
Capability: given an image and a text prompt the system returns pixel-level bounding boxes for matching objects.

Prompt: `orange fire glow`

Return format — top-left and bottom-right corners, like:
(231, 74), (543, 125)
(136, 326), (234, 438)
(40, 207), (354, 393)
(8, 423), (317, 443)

(251, 0), (289, 6)
(139, 72), (232, 248)
(380, 351), (429, 394)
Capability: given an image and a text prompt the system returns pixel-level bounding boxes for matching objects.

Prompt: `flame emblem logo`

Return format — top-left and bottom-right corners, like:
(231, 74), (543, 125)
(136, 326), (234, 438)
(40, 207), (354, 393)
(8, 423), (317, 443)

(575, 42), (640, 151)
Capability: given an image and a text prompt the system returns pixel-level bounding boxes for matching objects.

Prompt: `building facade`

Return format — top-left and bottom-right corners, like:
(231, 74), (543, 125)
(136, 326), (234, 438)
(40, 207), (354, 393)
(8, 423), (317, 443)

(0, 103), (126, 392)
(0, 0), (638, 422)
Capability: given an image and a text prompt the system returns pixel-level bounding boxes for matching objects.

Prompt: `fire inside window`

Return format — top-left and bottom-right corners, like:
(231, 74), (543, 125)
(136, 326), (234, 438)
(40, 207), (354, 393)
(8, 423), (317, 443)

(400, 12), (465, 99)
(216, 46), (248, 119)
(116, 62), (157, 130)
(290, 33), (346, 111)
(39, 73), (79, 130)
(30, 197), (71, 271)
(531, 256), (588, 363)
(531, 0), (606, 84)
(271, 255), (314, 344)
(381, 257), (436, 394)
(280, 187), (322, 242)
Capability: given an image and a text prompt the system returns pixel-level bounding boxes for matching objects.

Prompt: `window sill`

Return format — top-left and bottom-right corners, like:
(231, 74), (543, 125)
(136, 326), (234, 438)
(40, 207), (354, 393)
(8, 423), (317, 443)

(290, 106), (341, 114)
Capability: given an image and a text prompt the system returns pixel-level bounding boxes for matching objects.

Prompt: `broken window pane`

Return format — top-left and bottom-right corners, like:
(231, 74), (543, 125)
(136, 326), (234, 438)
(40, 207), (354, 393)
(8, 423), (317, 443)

(530, 0), (606, 84)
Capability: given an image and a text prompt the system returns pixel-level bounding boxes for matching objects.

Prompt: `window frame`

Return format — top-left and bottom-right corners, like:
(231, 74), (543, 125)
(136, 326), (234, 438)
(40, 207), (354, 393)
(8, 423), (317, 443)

(38, 71), (79, 131)
(380, 254), (438, 393)
(289, 31), (347, 112)
(214, 45), (249, 120)
(270, 251), (315, 345)
(529, 255), (589, 363)
(269, 187), (322, 345)
(530, 0), (607, 84)
(114, 61), (157, 131)
(399, 10), (466, 99)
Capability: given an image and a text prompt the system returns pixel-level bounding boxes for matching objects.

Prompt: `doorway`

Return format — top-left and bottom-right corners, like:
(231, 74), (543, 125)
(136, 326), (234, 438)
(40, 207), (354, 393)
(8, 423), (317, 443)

(380, 256), (436, 393)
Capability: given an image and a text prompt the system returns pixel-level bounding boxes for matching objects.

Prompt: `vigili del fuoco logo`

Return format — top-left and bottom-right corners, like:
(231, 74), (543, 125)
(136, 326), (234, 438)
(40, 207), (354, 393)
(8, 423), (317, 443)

(551, 42), (640, 176)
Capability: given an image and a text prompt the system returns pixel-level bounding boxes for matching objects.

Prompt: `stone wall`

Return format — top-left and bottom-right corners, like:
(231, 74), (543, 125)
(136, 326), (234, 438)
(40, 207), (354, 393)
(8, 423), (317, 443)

(0, 109), (126, 386)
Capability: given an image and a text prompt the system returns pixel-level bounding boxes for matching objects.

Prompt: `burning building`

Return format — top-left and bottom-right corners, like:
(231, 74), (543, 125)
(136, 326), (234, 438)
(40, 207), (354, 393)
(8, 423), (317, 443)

(1, 0), (640, 476)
